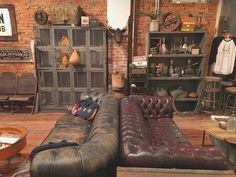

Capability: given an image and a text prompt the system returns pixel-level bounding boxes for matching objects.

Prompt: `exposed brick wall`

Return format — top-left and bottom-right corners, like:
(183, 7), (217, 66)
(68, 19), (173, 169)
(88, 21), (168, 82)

(108, 36), (128, 74)
(0, 0), (219, 81)
(134, 0), (219, 63)
(0, 0), (107, 75)
(0, 63), (35, 76)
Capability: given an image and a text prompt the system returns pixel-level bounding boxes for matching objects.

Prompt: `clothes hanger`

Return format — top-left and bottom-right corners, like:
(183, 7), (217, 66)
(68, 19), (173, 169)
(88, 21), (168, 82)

(223, 32), (233, 42)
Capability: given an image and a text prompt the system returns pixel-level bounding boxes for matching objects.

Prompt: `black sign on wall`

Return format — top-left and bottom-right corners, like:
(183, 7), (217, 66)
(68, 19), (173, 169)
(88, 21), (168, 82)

(0, 47), (31, 62)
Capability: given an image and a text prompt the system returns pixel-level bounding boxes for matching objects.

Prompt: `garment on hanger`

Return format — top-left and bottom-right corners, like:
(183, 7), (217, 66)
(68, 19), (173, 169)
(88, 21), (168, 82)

(213, 36), (236, 75)
(208, 36), (236, 65)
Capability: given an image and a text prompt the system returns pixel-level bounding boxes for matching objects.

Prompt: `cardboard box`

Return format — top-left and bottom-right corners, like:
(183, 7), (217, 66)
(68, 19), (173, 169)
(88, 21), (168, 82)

(191, 48), (200, 55)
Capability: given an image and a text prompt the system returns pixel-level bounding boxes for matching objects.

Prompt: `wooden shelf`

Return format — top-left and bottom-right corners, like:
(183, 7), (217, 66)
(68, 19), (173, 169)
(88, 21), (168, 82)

(149, 31), (206, 34)
(149, 54), (204, 58)
(148, 76), (201, 80)
(175, 97), (199, 102)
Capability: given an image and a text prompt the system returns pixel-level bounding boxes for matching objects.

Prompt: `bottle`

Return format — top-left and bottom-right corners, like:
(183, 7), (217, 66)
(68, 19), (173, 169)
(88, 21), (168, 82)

(185, 59), (192, 75)
(187, 41), (196, 53)
(182, 37), (188, 53)
(169, 60), (174, 76)
(161, 37), (167, 54)
(226, 110), (236, 133)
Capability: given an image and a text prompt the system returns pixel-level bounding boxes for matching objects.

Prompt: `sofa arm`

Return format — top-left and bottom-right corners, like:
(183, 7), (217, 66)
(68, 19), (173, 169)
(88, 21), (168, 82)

(129, 95), (173, 119)
(120, 97), (152, 165)
(120, 97), (151, 143)
(30, 95), (119, 177)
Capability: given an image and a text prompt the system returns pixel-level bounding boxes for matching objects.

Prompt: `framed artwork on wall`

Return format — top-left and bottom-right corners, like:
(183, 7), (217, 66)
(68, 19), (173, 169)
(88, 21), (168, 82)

(170, 0), (208, 4)
(0, 4), (18, 41)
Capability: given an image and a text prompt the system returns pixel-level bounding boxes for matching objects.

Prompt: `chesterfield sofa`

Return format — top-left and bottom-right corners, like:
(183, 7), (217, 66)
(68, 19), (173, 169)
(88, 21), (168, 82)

(117, 95), (234, 177)
(13, 93), (119, 177)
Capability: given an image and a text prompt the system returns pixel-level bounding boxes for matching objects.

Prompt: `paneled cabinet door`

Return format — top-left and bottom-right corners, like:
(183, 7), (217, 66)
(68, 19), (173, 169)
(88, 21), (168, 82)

(36, 26), (107, 110)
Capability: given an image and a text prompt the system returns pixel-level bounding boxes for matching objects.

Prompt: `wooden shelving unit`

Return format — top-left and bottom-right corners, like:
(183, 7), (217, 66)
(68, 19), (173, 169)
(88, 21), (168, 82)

(147, 31), (206, 112)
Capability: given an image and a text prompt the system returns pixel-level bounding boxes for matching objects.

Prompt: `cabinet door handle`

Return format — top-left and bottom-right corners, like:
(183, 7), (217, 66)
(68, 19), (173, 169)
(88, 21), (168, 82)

(55, 47), (61, 51)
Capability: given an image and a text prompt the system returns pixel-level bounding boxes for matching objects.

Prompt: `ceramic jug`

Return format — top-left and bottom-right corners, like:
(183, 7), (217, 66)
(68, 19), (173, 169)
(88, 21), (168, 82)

(69, 49), (80, 65)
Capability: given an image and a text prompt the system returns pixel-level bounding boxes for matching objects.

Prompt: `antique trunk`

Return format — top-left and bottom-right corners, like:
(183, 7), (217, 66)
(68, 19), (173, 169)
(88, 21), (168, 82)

(50, 5), (83, 25)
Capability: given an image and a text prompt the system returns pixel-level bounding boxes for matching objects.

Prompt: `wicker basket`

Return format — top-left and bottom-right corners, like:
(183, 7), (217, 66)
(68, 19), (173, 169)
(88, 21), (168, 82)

(112, 73), (125, 89)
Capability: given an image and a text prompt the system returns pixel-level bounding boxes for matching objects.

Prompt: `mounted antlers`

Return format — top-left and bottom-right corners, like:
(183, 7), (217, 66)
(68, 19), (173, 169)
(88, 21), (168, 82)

(82, 13), (128, 46)
(108, 27), (127, 45)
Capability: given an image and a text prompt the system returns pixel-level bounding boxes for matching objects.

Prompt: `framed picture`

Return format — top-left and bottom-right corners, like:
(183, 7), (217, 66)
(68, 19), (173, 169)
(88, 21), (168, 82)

(170, 0), (208, 4)
(0, 4), (18, 41)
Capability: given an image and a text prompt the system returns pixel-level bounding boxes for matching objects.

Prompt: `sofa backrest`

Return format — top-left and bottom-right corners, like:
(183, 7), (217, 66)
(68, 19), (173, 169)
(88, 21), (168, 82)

(79, 90), (107, 105)
(129, 95), (173, 119)
(0, 72), (16, 95)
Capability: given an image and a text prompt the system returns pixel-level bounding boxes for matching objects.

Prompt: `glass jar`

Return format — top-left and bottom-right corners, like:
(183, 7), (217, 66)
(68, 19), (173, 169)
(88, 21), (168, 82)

(226, 110), (236, 133)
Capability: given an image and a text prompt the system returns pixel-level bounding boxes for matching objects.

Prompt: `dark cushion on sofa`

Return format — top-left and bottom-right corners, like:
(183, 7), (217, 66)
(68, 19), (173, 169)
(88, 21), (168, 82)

(119, 95), (228, 170)
(28, 94), (119, 177)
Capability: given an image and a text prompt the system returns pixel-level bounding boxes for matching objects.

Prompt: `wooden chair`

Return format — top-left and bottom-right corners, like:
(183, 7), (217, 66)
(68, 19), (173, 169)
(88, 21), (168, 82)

(9, 73), (37, 114)
(0, 72), (16, 110)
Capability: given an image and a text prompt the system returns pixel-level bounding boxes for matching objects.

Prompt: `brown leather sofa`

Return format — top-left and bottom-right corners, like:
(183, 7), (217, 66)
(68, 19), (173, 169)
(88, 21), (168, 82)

(14, 93), (119, 177)
(119, 95), (228, 170)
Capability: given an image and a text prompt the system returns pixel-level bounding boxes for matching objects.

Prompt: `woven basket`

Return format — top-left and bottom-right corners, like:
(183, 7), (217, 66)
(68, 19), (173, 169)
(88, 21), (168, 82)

(112, 73), (125, 89)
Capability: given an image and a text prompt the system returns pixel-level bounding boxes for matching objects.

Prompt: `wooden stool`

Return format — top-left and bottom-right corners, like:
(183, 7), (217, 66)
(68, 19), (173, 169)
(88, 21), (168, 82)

(200, 76), (222, 114)
(224, 87), (236, 112)
(220, 81), (234, 110)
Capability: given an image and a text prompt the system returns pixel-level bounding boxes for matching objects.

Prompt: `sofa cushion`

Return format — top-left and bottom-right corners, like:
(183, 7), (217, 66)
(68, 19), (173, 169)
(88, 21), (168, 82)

(146, 118), (192, 147)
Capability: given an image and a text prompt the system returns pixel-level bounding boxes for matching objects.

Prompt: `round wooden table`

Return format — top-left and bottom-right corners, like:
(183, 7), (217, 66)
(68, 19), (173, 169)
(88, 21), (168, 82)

(0, 126), (27, 174)
(202, 122), (236, 167)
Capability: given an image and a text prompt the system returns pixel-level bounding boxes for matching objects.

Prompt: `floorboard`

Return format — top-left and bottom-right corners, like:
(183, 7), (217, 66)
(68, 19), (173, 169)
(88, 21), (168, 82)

(0, 112), (64, 158)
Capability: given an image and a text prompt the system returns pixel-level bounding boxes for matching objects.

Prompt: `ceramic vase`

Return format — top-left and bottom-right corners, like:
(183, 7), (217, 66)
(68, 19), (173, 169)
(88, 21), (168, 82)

(149, 20), (159, 32)
(69, 49), (80, 65)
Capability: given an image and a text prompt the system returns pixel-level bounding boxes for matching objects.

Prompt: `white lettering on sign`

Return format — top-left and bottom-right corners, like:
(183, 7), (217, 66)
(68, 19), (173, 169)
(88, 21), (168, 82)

(0, 8), (12, 36)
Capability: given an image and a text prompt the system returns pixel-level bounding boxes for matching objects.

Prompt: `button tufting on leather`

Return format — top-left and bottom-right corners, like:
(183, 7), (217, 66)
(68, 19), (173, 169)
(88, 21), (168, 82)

(119, 95), (228, 170)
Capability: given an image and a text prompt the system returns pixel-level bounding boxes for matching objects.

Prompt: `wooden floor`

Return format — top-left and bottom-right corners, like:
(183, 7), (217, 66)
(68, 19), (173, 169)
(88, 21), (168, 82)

(0, 111), (214, 155)
(0, 111), (222, 176)
(0, 111), (64, 158)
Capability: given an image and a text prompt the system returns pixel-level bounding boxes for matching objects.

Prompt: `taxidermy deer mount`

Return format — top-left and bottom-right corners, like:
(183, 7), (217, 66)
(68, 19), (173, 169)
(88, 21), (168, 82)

(108, 27), (127, 46)
(83, 14), (128, 46)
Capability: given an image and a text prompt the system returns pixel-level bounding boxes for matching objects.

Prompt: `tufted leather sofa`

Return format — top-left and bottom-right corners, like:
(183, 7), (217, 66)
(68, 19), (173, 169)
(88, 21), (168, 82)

(119, 95), (228, 170)
(14, 93), (119, 177)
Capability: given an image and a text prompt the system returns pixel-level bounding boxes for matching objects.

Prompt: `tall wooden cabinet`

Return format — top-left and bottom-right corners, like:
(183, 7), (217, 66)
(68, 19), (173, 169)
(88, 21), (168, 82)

(147, 31), (206, 112)
(35, 26), (107, 110)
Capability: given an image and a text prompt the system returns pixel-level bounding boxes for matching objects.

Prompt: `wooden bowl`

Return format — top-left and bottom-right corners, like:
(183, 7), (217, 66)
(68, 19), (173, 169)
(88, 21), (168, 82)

(0, 126), (27, 160)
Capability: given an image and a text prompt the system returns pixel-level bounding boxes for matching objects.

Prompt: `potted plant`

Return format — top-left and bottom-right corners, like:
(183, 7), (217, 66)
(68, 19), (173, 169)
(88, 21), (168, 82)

(138, 9), (160, 31)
